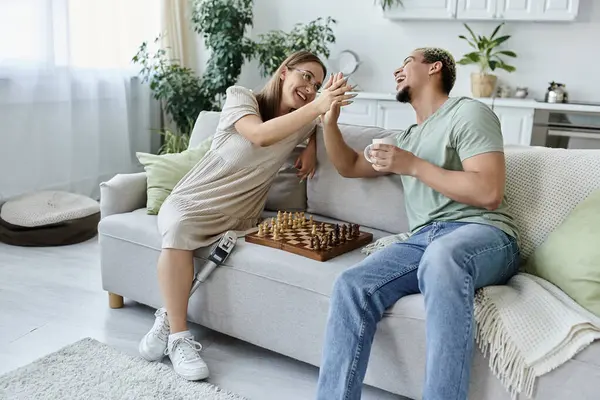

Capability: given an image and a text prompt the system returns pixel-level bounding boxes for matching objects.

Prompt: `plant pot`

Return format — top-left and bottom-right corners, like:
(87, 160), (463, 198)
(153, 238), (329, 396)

(471, 73), (497, 97)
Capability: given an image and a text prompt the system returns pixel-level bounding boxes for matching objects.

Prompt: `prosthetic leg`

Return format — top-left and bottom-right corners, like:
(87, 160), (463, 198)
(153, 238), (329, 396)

(189, 231), (237, 297)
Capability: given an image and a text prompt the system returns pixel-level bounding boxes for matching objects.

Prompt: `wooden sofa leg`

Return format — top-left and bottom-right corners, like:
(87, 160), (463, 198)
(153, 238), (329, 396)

(108, 292), (124, 309)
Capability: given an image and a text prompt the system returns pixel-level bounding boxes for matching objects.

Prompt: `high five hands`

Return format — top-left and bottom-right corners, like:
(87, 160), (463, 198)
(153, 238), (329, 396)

(317, 72), (356, 125)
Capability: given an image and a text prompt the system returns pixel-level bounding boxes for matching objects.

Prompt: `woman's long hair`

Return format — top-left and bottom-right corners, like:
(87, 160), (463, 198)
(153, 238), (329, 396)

(255, 51), (327, 122)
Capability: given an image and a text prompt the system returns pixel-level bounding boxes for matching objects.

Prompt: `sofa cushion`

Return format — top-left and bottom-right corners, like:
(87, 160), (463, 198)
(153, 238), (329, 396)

(524, 188), (600, 317)
(136, 137), (213, 215)
(189, 111), (221, 148)
(307, 123), (409, 233)
(504, 147), (600, 261)
(98, 209), (393, 297)
(264, 146), (307, 211)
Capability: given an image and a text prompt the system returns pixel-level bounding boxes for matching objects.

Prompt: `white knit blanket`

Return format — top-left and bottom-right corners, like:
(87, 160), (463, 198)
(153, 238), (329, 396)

(362, 239), (600, 399)
(475, 273), (600, 399)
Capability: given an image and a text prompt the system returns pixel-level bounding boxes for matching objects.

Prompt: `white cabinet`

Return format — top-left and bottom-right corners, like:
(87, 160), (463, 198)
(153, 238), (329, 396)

(383, 0), (458, 20)
(534, 0), (579, 21)
(456, 0), (496, 19)
(338, 96), (535, 147)
(495, 0), (536, 20)
(488, 105), (534, 146)
(338, 99), (377, 127)
(385, 0), (578, 21)
(376, 102), (416, 130)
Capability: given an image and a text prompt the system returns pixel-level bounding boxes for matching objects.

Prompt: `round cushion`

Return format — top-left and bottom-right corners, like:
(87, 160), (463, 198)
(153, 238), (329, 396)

(0, 191), (100, 247)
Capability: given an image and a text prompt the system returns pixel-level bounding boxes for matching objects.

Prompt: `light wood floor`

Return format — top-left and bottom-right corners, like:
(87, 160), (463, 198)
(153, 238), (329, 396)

(0, 238), (404, 400)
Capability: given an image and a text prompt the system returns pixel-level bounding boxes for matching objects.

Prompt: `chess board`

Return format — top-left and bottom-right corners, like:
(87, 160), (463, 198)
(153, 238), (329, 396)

(245, 211), (373, 262)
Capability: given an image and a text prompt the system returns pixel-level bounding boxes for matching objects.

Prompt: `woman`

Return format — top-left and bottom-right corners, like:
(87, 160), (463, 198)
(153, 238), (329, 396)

(138, 50), (355, 381)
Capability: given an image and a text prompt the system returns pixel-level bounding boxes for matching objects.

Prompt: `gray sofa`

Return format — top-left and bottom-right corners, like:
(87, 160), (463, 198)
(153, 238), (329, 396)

(99, 111), (600, 400)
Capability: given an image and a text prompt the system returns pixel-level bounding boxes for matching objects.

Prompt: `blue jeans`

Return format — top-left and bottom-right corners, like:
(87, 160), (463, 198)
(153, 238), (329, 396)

(315, 221), (520, 400)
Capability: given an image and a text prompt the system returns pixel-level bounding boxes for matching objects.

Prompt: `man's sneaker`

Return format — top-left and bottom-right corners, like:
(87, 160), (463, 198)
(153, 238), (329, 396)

(166, 334), (210, 381)
(139, 307), (170, 361)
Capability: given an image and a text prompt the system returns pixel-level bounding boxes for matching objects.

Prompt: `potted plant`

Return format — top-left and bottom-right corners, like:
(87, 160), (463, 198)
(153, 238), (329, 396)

(253, 17), (336, 77)
(133, 0), (337, 154)
(378, 0), (403, 10)
(457, 23), (517, 97)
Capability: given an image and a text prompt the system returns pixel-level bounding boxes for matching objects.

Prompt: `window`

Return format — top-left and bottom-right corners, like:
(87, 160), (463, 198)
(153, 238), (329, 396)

(0, 0), (161, 70)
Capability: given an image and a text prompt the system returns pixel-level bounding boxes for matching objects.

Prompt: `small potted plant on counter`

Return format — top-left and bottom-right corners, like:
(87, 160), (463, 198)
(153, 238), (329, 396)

(457, 22), (517, 98)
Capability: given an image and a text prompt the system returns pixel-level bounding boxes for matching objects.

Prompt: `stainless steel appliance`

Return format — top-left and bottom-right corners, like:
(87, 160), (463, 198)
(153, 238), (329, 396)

(531, 103), (600, 149)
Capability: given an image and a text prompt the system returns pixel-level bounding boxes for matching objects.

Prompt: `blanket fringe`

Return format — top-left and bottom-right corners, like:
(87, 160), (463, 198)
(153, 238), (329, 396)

(474, 290), (536, 400)
(361, 232), (411, 255)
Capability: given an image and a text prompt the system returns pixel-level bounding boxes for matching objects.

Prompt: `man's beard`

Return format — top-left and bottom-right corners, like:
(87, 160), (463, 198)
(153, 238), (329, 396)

(396, 86), (411, 103)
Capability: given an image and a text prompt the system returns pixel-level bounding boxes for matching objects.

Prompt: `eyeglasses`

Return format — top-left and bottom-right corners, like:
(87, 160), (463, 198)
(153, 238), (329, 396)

(289, 67), (322, 91)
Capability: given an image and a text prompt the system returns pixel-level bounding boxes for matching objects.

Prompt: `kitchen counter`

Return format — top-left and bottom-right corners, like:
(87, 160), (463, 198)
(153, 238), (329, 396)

(354, 92), (600, 114)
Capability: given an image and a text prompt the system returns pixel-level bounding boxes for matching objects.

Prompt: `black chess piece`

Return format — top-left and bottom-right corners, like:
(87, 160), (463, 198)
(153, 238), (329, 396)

(353, 223), (360, 238)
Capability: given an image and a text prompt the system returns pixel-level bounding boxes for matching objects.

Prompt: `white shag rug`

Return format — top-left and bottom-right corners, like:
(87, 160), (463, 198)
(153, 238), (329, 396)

(0, 337), (247, 400)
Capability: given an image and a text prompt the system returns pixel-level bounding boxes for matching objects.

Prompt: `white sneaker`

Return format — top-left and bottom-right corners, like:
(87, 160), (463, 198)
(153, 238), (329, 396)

(138, 307), (170, 361)
(166, 333), (210, 381)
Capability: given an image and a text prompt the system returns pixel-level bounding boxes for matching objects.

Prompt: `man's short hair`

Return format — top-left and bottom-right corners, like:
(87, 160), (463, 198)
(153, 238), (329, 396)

(416, 47), (456, 95)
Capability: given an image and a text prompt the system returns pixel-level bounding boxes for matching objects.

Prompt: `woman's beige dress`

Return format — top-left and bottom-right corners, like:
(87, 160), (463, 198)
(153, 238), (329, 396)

(157, 86), (316, 250)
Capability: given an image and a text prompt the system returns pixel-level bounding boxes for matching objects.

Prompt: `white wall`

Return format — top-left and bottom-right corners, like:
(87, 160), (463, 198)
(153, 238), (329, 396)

(233, 0), (599, 103)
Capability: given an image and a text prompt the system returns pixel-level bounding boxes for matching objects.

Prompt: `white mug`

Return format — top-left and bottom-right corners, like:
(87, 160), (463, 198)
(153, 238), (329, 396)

(364, 137), (397, 164)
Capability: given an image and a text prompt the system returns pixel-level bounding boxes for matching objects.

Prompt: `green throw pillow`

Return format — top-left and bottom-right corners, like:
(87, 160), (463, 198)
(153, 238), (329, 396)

(136, 137), (213, 215)
(525, 188), (600, 317)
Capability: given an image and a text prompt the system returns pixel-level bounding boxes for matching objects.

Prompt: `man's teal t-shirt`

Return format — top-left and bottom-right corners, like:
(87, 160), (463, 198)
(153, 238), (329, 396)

(394, 96), (519, 241)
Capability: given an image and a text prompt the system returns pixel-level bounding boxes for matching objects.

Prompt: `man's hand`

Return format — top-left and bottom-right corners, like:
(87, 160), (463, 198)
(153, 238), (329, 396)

(370, 144), (419, 176)
(295, 139), (317, 181)
(320, 73), (354, 127)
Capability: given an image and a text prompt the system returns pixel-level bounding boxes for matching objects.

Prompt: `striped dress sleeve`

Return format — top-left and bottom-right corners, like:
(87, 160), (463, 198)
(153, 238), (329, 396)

(218, 86), (261, 131)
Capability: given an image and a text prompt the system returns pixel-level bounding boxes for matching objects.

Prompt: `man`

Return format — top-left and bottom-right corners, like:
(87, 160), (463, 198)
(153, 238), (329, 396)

(315, 48), (521, 400)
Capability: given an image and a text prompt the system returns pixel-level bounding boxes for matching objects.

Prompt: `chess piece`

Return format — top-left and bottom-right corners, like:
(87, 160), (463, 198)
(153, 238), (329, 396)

(258, 224), (264, 237)
(309, 216), (314, 225)
(320, 223), (326, 233)
(312, 224), (317, 236)
(354, 224), (360, 238)
(314, 236), (321, 251)
(277, 210), (282, 222)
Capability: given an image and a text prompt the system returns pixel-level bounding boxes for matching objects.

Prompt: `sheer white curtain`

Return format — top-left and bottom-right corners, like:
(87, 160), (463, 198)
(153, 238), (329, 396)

(0, 0), (162, 201)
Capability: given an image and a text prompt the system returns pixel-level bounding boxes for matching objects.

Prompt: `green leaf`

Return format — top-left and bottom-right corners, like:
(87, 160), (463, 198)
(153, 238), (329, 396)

(498, 63), (516, 72)
(491, 35), (511, 47)
(495, 50), (517, 57)
(490, 23), (503, 39)
(464, 23), (478, 43)
(458, 35), (476, 48)
(464, 52), (481, 63)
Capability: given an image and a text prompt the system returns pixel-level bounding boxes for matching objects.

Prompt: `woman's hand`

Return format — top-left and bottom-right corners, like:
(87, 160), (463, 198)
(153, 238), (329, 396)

(295, 137), (317, 181)
(314, 72), (356, 115)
